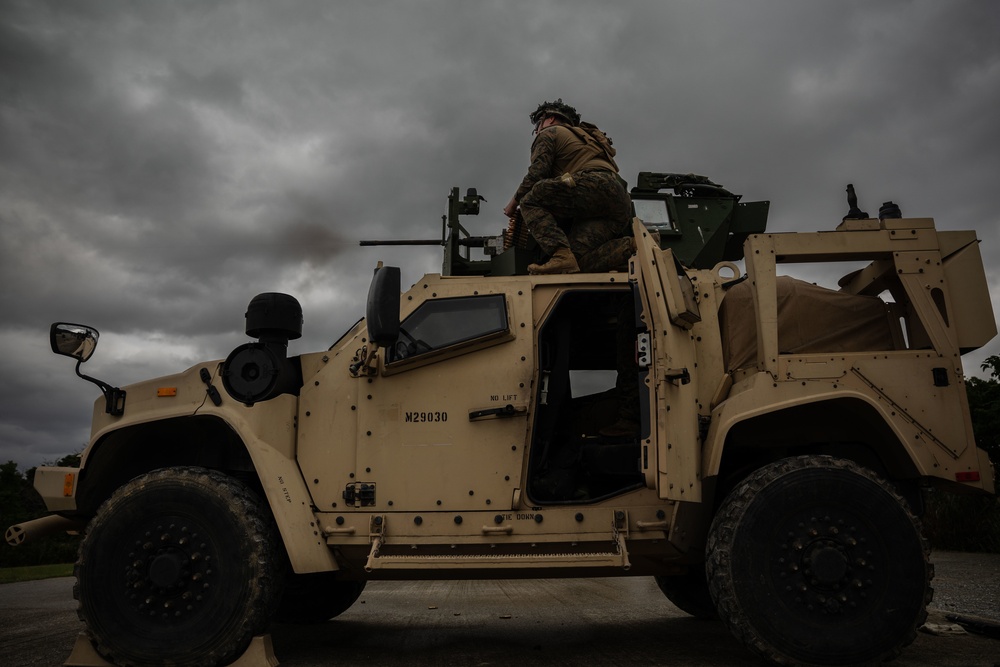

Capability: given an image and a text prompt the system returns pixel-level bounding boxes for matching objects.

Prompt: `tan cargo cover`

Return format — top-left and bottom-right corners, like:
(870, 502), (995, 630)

(719, 275), (898, 371)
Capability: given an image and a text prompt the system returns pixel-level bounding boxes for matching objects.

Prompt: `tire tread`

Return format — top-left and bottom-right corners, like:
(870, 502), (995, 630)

(706, 455), (932, 666)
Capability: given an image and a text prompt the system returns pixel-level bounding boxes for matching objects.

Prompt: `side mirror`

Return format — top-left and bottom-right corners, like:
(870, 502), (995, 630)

(366, 265), (401, 348)
(50, 323), (99, 362)
(49, 322), (124, 415)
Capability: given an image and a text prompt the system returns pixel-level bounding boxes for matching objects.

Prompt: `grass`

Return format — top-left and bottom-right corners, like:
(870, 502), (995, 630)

(0, 563), (74, 585)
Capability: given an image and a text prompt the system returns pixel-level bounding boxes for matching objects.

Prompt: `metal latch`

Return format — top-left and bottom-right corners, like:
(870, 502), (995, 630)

(343, 482), (376, 507)
(698, 415), (711, 442)
(637, 333), (651, 368)
(665, 368), (691, 385)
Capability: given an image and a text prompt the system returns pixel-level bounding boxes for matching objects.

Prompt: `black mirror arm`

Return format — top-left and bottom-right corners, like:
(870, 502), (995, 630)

(75, 360), (126, 416)
(348, 344), (379, 378)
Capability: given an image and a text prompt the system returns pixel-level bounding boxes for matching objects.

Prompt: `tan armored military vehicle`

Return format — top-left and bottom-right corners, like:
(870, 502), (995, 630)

(8, 176), (996, 667)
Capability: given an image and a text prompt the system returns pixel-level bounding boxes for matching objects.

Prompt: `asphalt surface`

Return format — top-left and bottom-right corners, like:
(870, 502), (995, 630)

(1, 551), (997, 667)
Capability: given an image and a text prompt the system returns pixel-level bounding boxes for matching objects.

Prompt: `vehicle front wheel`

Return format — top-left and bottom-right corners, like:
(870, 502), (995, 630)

(75, 467), (284, 667)
(707, 456), (931, 666)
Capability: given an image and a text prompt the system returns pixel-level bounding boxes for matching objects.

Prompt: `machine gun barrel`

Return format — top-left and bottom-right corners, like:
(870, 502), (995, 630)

(360, 237), (494, 248)
(359, 239), (442, 246)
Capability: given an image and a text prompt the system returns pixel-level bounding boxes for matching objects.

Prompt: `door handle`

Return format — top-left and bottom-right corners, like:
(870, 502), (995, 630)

(469, 404), (526, 421)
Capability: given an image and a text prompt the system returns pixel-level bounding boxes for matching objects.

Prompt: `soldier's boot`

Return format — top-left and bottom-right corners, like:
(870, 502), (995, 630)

(528, 248), (580, 275)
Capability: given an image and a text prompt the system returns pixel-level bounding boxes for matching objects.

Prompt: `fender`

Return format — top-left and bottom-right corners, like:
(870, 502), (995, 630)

(703, 373), (950, 483)
(71, 364), (336, 574)
(214, 395), (337, 573)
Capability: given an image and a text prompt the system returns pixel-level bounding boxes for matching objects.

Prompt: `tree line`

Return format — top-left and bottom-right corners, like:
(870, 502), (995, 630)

(922, 355), (1000, 552)
(0, 453), (81, 566)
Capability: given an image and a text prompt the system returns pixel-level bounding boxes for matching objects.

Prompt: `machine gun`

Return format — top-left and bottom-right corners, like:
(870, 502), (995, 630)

(359, 187), (518, 277)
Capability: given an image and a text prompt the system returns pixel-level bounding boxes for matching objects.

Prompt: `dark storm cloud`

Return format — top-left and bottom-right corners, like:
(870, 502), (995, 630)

(160, 64), (246, 111)
(1, 0), (998, 468)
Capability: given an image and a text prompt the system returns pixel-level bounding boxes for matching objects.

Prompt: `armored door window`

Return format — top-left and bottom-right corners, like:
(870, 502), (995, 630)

(633, 199), (675, 232)
(387, 294), (509, 364)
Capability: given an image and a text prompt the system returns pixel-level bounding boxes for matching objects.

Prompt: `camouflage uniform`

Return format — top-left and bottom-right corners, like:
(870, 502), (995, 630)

(513, 125), (632, 270)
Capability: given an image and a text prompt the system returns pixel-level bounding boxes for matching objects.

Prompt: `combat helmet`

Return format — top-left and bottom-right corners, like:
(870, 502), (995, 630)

(529, 99), (581, 127)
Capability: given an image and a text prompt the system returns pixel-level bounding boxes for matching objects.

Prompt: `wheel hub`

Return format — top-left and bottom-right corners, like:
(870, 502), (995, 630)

(775, 513), (879, 616)
(123, 523), (214, 619)
(808, 544), (848, 584)
(148, 551), (184, 588)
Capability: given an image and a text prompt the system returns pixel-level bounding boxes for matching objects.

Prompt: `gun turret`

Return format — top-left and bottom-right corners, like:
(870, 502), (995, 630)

(361, 174), (771, 276)
(629, 172), (769, 268)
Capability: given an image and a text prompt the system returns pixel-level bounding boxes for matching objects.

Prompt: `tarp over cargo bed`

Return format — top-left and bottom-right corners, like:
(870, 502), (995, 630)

(719, 276), (899, 371)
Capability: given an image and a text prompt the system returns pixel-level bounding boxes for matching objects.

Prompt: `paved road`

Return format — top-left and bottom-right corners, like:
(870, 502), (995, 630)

(1, 552), (997, 666)
(0, 574), (81, 667)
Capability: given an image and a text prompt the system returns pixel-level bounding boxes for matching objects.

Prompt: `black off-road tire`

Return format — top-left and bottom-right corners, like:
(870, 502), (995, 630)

(276, 572), (367, 623)
(654, 569), (717, 619)
(75, 467), (284, 667)
(706, 456), (932, 666)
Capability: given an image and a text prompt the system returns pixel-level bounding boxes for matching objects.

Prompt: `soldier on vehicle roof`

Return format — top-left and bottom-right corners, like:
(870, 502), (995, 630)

(503, 99), (634, 275)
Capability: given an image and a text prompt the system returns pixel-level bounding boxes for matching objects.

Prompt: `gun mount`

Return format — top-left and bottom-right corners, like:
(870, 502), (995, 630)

(361, 173), (770, 276)
(359, 187), (501, 277)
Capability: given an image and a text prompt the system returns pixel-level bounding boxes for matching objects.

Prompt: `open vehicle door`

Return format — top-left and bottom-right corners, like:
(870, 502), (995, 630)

(630, 220), (704, 502)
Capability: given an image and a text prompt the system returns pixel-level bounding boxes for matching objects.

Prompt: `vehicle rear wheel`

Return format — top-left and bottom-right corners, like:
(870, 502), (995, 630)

(276, 573), (366, 623)
(707, 456), (931, 666)
(75, 467), (284, 667)
(654, 569), (717, 619)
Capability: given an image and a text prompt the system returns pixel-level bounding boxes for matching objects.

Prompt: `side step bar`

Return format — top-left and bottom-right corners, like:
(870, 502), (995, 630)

(364, 511), (631, 572)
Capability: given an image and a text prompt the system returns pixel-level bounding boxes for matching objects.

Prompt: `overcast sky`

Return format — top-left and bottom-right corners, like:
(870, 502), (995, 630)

(2, 0), (999, 469)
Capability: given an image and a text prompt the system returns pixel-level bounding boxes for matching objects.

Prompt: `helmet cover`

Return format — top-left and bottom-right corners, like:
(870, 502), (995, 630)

(529, 99), (581, 127)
